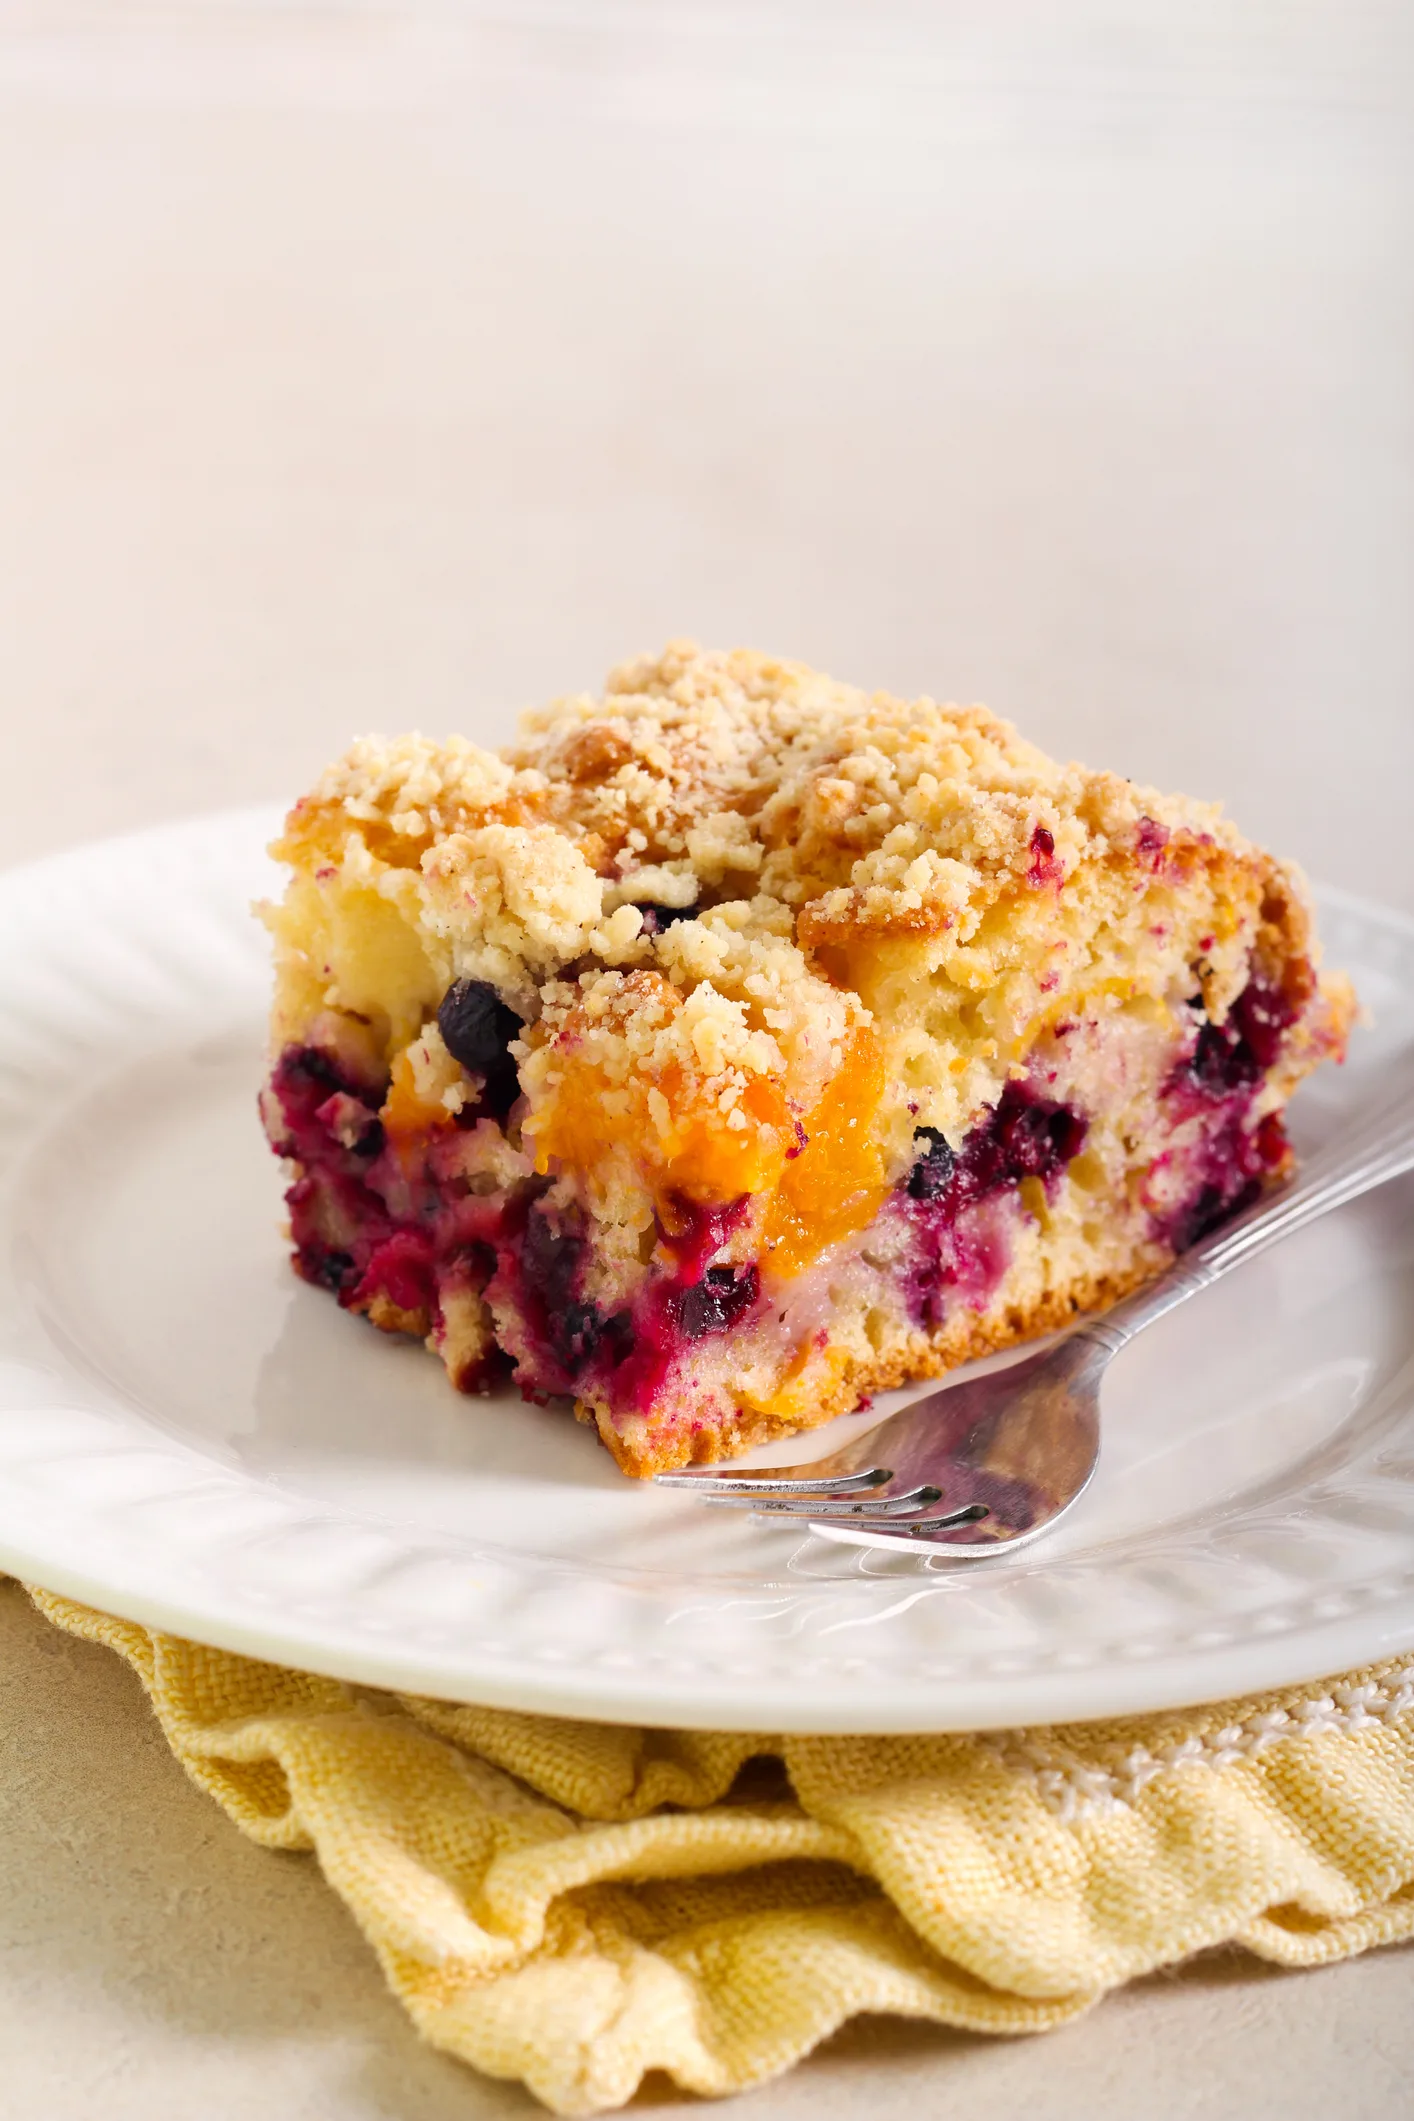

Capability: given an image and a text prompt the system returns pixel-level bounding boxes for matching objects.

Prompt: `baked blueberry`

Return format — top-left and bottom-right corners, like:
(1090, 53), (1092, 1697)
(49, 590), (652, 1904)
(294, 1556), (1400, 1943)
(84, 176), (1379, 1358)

(437, 979), (523, 1078)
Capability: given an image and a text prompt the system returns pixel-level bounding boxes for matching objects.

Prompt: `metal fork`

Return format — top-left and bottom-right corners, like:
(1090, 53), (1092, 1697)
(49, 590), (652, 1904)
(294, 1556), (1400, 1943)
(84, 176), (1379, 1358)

(654, 1077), (1414, 1555)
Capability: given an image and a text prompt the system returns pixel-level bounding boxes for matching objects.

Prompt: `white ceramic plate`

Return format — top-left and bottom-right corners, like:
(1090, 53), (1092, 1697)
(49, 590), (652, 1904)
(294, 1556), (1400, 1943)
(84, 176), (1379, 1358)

(2, 809), (1413, 1732)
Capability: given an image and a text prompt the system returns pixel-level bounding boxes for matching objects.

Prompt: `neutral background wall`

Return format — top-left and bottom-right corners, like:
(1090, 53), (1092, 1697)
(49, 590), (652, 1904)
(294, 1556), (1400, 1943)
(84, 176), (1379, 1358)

(1, 3), (1411, 906)
(2, 6), (1412, 2116)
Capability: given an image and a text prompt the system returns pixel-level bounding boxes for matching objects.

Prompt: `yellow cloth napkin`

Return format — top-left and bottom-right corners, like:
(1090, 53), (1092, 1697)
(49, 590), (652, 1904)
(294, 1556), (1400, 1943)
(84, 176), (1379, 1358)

(25, 1585), (1414, 2114)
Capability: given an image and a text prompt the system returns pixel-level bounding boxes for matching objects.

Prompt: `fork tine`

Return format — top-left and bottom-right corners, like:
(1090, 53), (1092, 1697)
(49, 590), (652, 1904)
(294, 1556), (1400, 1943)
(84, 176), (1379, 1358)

(652, 1465), (892, 1496)
(810, 1502), (994, 1543)
(695, 1483), (943, 1519)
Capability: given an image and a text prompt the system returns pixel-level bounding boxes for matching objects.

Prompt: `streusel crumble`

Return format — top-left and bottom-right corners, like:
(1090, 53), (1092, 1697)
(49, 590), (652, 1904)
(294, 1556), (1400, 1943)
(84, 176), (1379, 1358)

(260, 643), (1353, 1475)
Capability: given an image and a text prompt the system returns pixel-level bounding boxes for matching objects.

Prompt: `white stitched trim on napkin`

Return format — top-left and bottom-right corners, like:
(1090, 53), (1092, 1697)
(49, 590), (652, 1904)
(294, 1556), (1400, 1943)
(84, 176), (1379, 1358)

(980, 1660), (1414, 1821)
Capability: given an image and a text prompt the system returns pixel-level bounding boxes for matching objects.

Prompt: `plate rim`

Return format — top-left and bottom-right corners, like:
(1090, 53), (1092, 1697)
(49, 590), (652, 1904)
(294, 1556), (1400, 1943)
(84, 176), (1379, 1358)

(8, 1534), (1414, 1734)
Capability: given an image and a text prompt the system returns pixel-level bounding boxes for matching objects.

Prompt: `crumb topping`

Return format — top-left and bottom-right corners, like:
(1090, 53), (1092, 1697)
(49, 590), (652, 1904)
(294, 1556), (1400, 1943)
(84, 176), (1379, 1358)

(281, 641), (1236, 901)
(268, 641), (1325, 1192)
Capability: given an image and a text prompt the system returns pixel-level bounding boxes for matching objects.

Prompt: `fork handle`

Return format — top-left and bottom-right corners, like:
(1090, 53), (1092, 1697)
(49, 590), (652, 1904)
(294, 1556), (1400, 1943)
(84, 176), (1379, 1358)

(1081, 1076), (1414, 1356)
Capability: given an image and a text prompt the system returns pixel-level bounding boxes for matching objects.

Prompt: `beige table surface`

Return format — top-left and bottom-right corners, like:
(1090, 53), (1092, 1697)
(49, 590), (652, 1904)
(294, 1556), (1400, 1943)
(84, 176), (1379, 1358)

(2, 6), (1413, 2115)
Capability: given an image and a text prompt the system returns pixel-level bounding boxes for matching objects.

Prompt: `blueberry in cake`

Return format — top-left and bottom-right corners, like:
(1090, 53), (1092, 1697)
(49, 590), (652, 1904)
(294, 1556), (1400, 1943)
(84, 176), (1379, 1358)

(260, 643), (1354, 1476)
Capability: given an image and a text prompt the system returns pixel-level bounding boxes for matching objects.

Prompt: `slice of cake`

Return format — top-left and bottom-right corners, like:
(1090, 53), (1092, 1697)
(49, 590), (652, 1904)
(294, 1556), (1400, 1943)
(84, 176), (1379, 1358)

(259, 643), (1353, 1476)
